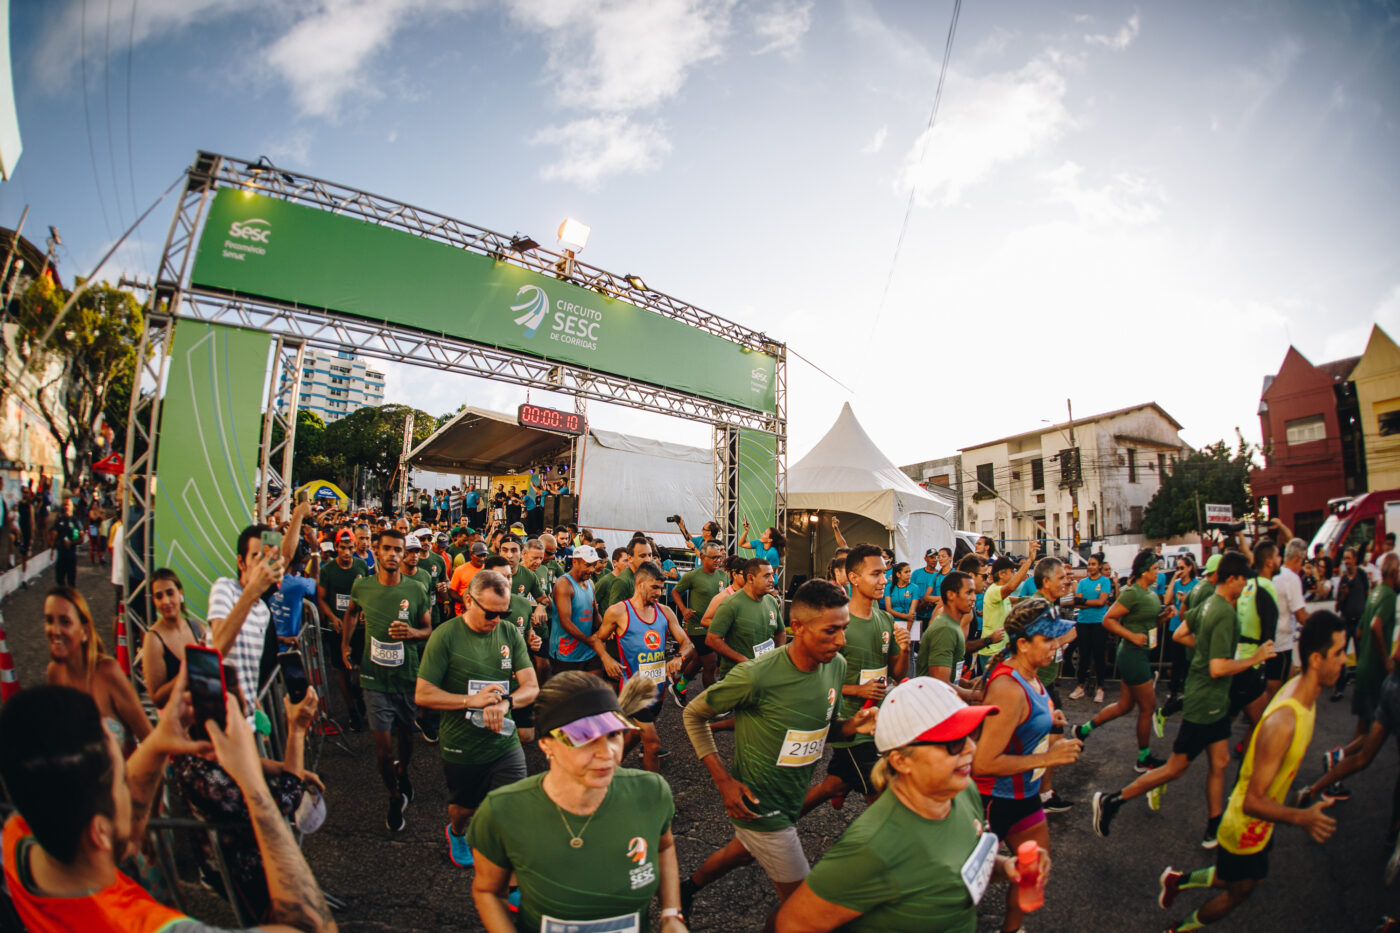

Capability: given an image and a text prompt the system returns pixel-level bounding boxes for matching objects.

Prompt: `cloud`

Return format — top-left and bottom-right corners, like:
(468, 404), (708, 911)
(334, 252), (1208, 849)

(263, 0), (477, 119)
(1084, 13), (1140, 51)
(1321, 283), (1400, 361)
(860, 124), (888, 154)
(261, 129), (314, 167)
(751, 0), (813, 58)
(1046, 161), (1163, 227)
(505, 0), (733, 113)
(895, 52), (1075, 206)
(531, 115), (673, 189)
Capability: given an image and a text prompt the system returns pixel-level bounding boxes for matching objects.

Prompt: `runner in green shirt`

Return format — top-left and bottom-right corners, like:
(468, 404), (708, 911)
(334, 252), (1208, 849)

(775, 676), (1035, 933)
(317, 532), (370, 732)
(499, 537), (543, 605)
(1092, 551), (1276, 849)
(918, 582), (970, 684)
(600, 538), (653, 615)
(673, 542), (729, 695)
(707, 560), (785, 678)
(416, 568), (539, 868)
(679, 579), (877, 918)
(340, 527), (432, 833)
(484, 556), (546, 658)
(805, 544), (909, 811)
(467, 671), (684, 933)
(403, 534), (444, 744)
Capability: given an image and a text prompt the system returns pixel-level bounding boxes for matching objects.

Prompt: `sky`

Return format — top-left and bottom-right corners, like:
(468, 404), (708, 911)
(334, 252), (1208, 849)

(7, 0), (1400, 468)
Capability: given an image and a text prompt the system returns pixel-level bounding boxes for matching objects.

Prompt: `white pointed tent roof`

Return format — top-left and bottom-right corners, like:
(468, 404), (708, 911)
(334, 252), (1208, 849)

(789, 403), (953, 556)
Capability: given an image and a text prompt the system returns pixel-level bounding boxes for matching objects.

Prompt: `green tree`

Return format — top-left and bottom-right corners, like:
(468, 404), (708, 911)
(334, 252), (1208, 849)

(2, 276), (143, 484)
(1143, 439), (1256, 539)
(320, 404), (436, 506)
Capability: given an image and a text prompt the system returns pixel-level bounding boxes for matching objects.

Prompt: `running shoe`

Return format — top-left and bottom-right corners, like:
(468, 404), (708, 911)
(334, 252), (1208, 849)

(419, 718), (439, 744)
(446, 824), (473, 867)
(1158, 866), (1185, 909)
(399, 773), (415, 809)
(1153, 708), (1167, 739)
(387, 793), (407, 833)
(1231, 740), (1246, 760)
(1293, 786), (1316, 808)
(1135, 754), (1166, 774)
(1322, 782), (1352, 802)
(1148, 784), (1165, 812)
(1075, 722), (1093, 741)
(658, 747), (672, 759)
(1323, 746), (1346, 772)
(668, 681), (690, 708)
(1161, 695), (1183, 717)
(1386, 836), (1400, 887)
(679, 879), (698, 922)
(1091, 792), (1121, 838)
(1094, 688), (1105, 704)
(1069, 685), (1086, 700)
(1372, 918), (1397, 933)
(1042, 791), (1074, 813)
(831, 795), (847, 810)
(1201, 822), (1219, 850)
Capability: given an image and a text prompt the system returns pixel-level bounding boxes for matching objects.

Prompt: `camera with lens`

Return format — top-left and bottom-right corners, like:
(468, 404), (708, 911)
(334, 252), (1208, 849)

(666, 514), (682, 524)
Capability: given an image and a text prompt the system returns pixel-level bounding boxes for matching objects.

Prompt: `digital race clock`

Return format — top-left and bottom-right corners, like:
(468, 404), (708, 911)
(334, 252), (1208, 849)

(517, 404), (585, 436)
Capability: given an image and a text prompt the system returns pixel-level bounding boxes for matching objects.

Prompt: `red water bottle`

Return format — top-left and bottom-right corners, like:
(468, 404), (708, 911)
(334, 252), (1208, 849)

(1016, 840), (1043, 912)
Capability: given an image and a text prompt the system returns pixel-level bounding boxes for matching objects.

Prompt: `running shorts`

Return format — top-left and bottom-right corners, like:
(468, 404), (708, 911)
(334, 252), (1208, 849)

(733, 825), (809, 884)
(1216, 839), (1271, 883)
(442, 745), (527, 810)
(1229, 667), (1264, 717)
(1115, 642), (1152, 687)
(982, 794), (1046, 840)
(826, 743), (879, 798)
(1172, 716), (1231, 761)
(1352, 687), (1379, 724)
(1263, 653), (1292, 683)
(549, 655), (603, 675)
(363, 689), (416, 733)
(632, 686), (667, 725)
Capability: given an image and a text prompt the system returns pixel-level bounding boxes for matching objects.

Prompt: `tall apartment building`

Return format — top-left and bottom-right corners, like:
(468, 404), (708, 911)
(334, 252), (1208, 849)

(281, 348), (386, 422)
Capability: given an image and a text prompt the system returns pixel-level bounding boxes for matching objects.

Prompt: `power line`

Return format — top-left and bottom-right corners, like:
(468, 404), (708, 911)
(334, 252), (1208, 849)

(101, 0), (127, 230)
(79, 0), (115, 240)
(869, 0), (962, 339)
(123, 0), (149, 272)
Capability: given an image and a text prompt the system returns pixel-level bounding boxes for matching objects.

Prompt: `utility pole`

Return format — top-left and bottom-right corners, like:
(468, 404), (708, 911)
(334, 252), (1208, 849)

(1068, 398), (1081, 551)
(0, 205), (29, 309)
(38, 226), (60, 283)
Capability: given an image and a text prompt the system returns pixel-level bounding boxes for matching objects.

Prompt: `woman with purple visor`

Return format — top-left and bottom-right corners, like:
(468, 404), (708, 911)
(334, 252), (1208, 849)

(467, 672), (689, 933)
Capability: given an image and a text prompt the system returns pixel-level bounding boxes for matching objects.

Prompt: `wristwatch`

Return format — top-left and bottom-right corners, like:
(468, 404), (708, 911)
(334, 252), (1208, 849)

(502, 694), (514, 710)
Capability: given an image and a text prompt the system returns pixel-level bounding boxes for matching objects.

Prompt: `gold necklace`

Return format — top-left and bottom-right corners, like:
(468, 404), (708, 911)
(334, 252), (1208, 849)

(552, 800), (599, 849)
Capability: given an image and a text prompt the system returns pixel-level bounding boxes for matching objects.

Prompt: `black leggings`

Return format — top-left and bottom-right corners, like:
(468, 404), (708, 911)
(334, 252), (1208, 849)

(1076, 622), (1108, 687)
(1166, 635), (1189, 695)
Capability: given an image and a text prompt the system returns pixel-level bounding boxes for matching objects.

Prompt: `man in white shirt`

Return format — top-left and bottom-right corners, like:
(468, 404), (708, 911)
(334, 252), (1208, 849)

(1273, 536), (1310, 699)
(207, 525), (285, 708)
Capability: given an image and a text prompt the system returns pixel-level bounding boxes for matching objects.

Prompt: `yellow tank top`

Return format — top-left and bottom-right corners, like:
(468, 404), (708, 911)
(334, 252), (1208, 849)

(1218, 688), (1314, 855)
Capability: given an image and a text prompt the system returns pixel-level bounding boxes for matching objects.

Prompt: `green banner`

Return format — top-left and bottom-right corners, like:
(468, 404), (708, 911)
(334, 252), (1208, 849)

(153, 321), (271, 609)
(190, 190), (777, 414)
(737, 426), (779, 547)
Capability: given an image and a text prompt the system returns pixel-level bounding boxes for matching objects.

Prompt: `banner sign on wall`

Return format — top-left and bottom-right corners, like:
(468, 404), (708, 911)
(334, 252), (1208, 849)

(736, 427), (779, 542)
(190, 190), (777, 414)
(153, 321), (271, 607)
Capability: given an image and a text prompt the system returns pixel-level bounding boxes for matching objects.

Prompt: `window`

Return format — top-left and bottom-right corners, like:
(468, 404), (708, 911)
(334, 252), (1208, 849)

(1129, 505), (1144, 533)
(1379, 404), (1400, 437)
(1127, 449), (1138, 483)
(1031, 458), (1045, 490)
(926, 474), (950, 487)
(1285, 414), (1326, 445)
(974, 463), (996, 500)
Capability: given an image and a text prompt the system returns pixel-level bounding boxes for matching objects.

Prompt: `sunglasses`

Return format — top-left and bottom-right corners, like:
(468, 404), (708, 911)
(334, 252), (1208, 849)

(907, 723), (983, 756)
(476, 607), (509, 621)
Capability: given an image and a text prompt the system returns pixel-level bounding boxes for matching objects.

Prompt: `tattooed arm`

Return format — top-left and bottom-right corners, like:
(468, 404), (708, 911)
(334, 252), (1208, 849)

(205, 695), (337, 933)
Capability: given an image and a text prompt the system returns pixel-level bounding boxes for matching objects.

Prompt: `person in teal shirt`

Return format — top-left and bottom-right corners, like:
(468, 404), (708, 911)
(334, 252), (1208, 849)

(884, 562), (919, 626)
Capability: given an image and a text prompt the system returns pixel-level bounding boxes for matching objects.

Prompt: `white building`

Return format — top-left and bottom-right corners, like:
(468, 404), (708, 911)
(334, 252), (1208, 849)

(959, 403), (1190, 556)
(282, 348), (385, 422)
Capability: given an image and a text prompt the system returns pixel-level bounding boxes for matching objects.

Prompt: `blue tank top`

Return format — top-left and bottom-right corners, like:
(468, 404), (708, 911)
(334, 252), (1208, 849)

(549, 575), (596, 661)
(992, 669), (1054, 800)
(615, 599), (669, 688)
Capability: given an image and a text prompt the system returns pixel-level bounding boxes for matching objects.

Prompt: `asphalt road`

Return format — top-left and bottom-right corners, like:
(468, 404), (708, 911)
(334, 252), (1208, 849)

(4, 560), (1399, 931)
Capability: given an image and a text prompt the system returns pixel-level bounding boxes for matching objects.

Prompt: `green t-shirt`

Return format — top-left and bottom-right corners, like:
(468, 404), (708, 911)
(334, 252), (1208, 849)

(600, 567), (635, 614)
(1355, 584), (1397, 695)
(835, 606), (901, 747)
(448, 545), (468, 566)
(805, 782), (985, 933)
(675, 566), (727, 638)
(980, 583), (1013, 657)
(504, 594), (538, 643)
(467, 770), (674, 933)
(709, 589), (783, 677)
(1116, 583), (1162, 636)
(699, 645), (846, 831)
(594, 570), (615, 608)
(418, 617), (530, 764)
(419, 550), (449, 624)
(406, 567), (440, 630)
(350, 575), (432, 694)
(1182, 594), (1239, 725)
(319, 558), (369, 621)
(511, 565), (543, 603)
(917, 613), (966, 680)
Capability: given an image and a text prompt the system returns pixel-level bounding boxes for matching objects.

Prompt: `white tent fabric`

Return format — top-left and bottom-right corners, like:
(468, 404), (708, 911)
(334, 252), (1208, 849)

(576, 428), (711, 549)
(789, 403), (954, 562)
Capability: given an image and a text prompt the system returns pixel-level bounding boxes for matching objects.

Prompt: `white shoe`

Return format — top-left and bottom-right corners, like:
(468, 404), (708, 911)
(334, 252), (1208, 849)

(1094, 688), (1105, 703)
(1069, 685), (1086, 700)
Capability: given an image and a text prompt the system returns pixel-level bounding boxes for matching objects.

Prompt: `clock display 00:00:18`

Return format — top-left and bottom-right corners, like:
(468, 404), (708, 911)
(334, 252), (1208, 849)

(516, 403), (585, 436)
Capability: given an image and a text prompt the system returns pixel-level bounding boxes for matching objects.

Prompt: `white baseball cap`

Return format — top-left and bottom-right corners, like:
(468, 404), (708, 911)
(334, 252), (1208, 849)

(403, 533), (422, 551)
(874, 677), (998, 753)
(572, 544), (600, 563)
(413, 527), (432, 540)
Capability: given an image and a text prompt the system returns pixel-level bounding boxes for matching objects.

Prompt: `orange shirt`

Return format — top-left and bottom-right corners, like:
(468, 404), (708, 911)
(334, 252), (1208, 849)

(449, 560), (482, 596)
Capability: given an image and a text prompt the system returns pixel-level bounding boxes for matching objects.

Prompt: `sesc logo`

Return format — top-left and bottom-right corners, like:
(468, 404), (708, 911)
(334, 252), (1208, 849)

(228, 219), (271, 244)
(750, 367), (770, 385)
(511, 284), (549, 338)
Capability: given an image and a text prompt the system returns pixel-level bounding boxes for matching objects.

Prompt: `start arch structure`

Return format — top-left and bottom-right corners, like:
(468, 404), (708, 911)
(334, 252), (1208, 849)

(122, 151), (786, 640)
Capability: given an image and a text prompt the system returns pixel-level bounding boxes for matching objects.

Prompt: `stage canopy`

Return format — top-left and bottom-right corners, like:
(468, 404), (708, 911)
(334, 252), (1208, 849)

(406, 407), (573, 475)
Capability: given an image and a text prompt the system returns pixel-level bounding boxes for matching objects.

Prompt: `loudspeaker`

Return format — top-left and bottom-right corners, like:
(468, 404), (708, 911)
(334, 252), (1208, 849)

(554, 495), (577, 525)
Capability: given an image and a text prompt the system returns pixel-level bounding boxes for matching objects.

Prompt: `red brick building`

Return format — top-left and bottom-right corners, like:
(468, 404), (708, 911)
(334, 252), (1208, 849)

(1250, 347), (1364, 543)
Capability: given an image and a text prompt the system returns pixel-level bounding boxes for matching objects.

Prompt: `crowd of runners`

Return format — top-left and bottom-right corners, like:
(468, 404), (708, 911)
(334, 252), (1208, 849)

(3, 492), (1399, 933)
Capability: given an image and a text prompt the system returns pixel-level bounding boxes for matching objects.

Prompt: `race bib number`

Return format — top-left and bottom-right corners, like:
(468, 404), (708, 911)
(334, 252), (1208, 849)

(638, 658), (667, 682)
(955, 661), (965, 683)
(369, 636), (404, 667)
(752, 638), (776, 658)
(777, 727), (827, 767)
(335, 594), (351, 611)
(468, 679), (510, 697)
(858, 667), (887, 685)
(1030, 735), (1051, 783)
(960, 832), (999, 904)
(540, 914), (640, 933)
(1148, 628), (1158, 650)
